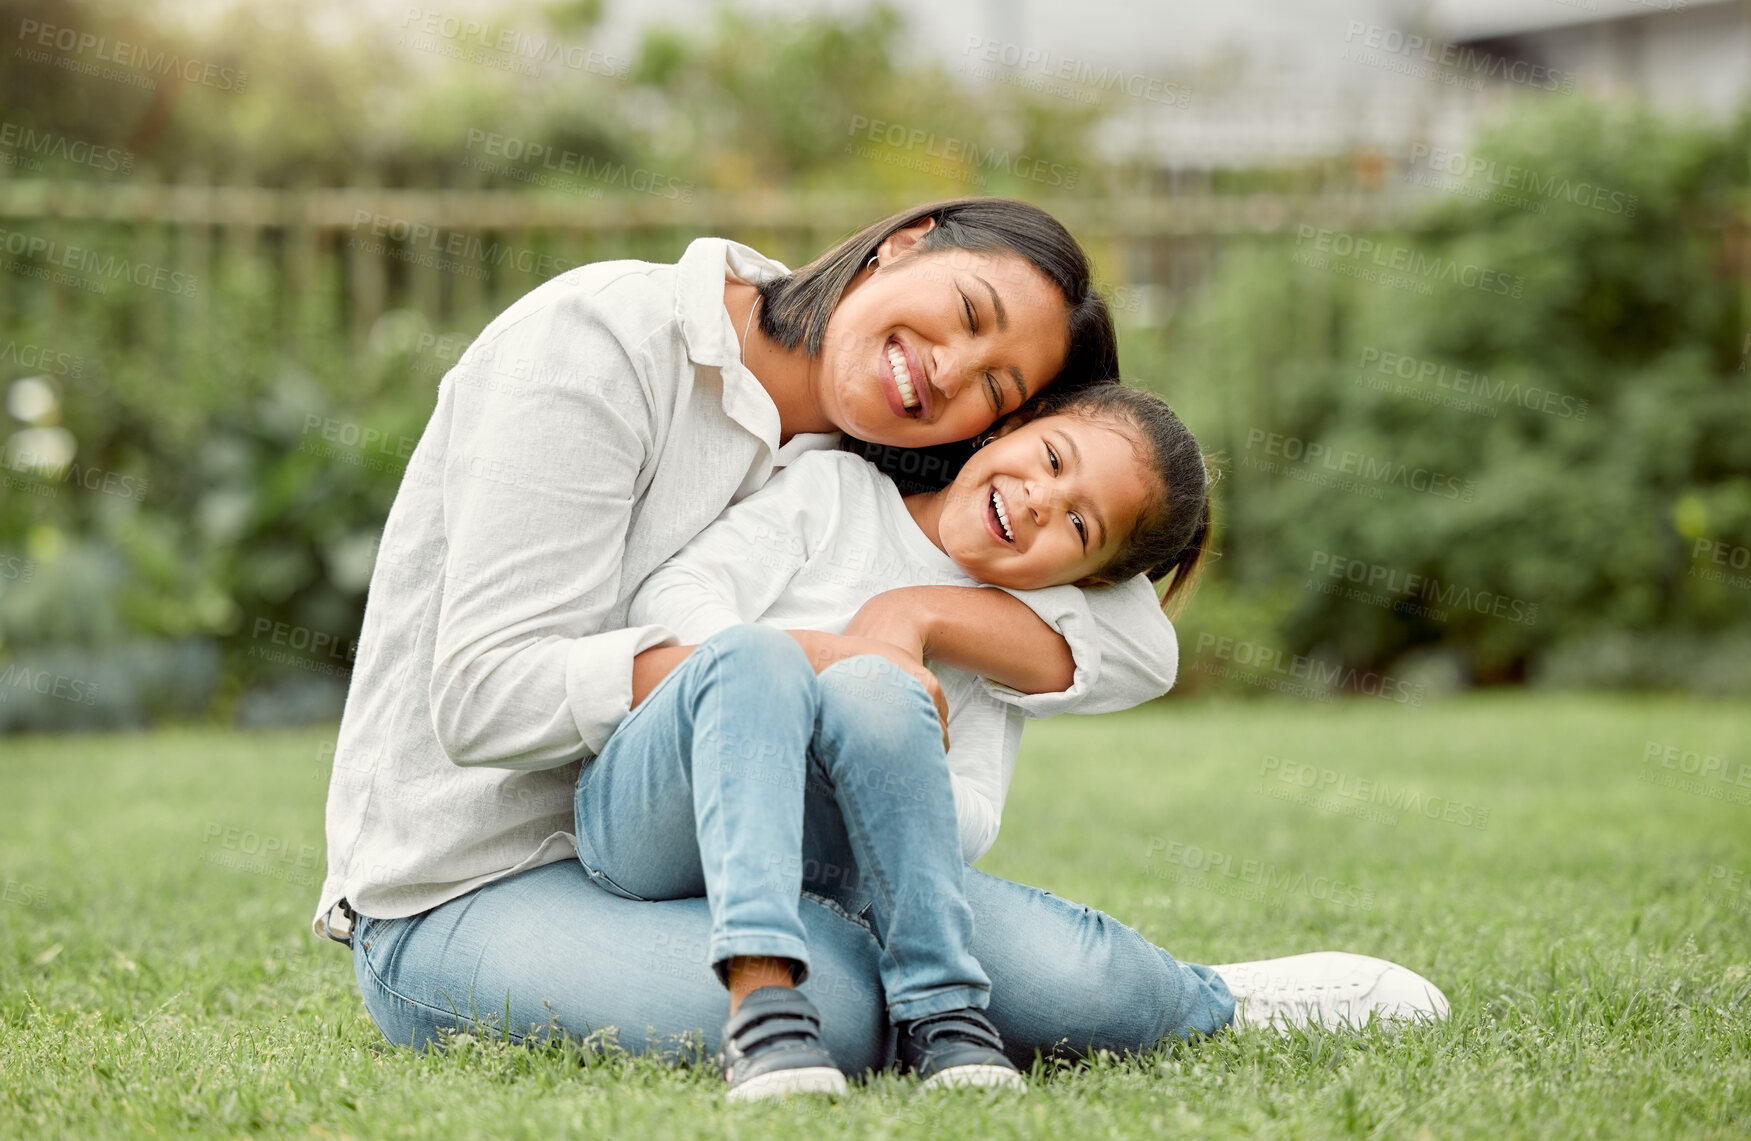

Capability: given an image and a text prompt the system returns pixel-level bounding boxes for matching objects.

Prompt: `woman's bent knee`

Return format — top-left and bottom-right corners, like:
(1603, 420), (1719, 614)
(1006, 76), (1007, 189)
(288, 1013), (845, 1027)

(965, 869), (1231, 1054)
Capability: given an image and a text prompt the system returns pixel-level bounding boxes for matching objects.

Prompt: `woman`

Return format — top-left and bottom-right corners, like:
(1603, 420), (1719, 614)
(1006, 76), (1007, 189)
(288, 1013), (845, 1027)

(316, 198), (1447, 1076)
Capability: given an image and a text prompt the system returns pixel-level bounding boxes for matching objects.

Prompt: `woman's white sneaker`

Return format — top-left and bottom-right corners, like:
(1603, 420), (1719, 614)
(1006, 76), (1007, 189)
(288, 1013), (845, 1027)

(1212, 952), (1450, 1032)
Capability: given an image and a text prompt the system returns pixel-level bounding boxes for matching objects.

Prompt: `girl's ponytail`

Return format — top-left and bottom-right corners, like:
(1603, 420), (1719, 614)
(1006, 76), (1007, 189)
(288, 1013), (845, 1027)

(1154, 475), (1214, 616)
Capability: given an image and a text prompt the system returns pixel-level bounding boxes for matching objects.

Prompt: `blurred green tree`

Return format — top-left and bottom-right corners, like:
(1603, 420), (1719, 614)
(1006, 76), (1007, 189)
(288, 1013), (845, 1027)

(1152, 99), (1751, 693)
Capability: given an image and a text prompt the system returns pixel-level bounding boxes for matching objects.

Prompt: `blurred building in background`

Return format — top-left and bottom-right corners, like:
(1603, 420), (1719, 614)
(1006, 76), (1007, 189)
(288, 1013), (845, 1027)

(1452, 0), (1750, 118)
(1105, 0), (1749, 174)
(1087, 0), (1751, 316)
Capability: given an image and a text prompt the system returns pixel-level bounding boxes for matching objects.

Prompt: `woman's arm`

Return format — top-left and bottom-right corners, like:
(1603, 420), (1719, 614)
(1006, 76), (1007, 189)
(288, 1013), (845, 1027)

(631, 643), (695, 706)
(622, 470), (806, 707)
(425, 306), (677, 770)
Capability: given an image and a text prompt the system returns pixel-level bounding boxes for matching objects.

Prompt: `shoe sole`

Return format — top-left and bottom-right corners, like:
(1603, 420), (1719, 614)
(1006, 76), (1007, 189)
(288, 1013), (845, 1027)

(726, 1066), (848, 1103)
(920, 1064), (1026, 1092)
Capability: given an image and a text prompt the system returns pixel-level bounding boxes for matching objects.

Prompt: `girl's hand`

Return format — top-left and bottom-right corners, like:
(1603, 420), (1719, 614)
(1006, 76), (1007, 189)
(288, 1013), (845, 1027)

(841, 590), (929, 663)
(786, 630), (950, 752)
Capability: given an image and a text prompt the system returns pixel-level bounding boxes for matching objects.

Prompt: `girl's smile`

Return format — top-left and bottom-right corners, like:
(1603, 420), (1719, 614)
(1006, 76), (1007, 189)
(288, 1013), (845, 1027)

(906, 413), (1156, 591)
(984, 483), (1015, 545)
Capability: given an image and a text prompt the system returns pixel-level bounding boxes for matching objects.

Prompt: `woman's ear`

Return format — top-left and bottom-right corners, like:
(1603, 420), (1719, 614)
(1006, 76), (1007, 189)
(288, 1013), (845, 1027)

(876, 218), (937, 266)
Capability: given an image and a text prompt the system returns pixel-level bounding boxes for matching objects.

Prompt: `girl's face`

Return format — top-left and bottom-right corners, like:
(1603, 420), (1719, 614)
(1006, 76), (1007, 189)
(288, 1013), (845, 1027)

(812, 224), (1072, 447)
(937, 412), (1155, 590)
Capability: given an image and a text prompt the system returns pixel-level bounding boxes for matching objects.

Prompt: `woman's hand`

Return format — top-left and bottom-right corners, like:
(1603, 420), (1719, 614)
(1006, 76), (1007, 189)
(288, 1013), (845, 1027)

(845, 586), (1076, 695)
(631, 644), (696, 708)
(786, 630), (950, 752)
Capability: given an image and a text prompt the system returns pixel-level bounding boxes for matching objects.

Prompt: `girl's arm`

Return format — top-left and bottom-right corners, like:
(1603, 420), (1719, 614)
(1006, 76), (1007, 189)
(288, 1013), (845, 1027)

(846, 574), (1180, 714)
(625, 460), (821, 655)
(627, 455), (950, 729)
(843, 586), (1075, 693)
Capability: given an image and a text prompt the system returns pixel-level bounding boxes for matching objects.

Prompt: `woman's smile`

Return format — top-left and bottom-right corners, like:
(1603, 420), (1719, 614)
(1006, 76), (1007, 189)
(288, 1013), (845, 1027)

(815, 240), (1071, 446)
(881, 335), (930, 419)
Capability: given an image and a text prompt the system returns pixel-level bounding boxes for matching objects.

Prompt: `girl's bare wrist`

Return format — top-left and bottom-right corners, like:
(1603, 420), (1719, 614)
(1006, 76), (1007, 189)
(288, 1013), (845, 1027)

(844, 588), (933, 658)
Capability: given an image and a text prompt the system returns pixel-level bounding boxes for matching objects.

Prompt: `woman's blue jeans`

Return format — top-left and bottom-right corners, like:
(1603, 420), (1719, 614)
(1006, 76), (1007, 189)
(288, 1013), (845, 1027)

(351, 630), (1236, 1071)
(572, 625), (989, 1023)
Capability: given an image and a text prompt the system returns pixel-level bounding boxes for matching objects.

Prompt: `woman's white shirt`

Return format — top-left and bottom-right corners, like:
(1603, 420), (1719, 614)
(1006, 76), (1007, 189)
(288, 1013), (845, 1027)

(314, 237), (1182, 937)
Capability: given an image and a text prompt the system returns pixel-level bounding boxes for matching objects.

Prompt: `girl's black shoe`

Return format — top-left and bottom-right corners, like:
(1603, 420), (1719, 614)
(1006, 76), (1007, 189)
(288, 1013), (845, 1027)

(896, 1007), (1025, 1091)
(718, 986), (848, 1102)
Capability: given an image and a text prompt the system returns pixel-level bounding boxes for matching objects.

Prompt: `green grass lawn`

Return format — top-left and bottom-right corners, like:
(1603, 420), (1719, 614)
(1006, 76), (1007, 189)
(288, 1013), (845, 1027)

(3, 693), (1749, 1139)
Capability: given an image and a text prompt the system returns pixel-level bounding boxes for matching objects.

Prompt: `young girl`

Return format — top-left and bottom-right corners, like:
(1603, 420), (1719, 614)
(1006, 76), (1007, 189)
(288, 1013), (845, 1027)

(574, 382), (1211, 1100)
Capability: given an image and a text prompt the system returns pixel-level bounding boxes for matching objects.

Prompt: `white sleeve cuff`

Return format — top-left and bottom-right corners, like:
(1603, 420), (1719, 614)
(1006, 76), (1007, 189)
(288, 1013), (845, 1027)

(565, 623), (677, 756)
(978, 584), (1099, 719)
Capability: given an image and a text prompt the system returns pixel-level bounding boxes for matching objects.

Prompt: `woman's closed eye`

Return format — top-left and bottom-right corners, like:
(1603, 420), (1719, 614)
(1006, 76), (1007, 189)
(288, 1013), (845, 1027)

(963, 292), (1004, 411)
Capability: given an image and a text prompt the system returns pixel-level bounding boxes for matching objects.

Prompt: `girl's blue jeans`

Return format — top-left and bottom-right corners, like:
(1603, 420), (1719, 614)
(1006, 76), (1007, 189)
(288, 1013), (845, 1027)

(573, 624), (989, 1023)
(351, 626), (1235, 1070)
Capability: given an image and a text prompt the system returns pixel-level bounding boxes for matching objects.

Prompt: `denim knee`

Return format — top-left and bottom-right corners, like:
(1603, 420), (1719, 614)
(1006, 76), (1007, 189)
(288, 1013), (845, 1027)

(815, 655), (942, 767)
(686, 623), (815, 714)
(817, 655), (934, 719)
(696, 624), (813, 687)
(967, 869), (1231, 1051)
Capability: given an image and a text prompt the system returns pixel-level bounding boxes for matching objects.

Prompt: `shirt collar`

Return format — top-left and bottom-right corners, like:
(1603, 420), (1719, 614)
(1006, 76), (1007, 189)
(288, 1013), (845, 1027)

(676, 237), (795, 448)
(773, 432), (840, 468)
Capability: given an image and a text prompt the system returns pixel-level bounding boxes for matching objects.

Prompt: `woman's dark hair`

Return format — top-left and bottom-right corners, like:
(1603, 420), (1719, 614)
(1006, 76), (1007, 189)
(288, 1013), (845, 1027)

(763, 197), (1121, 492)
(1011, 384), (1215, 612)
